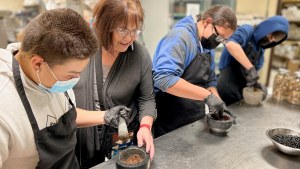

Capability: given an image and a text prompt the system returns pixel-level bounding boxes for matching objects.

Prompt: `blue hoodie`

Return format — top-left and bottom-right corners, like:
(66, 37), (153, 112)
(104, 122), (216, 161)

(219, 15), (289, 71)
(152, 15), (216, 92)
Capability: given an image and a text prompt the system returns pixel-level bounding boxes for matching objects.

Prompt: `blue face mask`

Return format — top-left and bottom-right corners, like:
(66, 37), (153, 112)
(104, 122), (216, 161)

(37, 64), (80, 93)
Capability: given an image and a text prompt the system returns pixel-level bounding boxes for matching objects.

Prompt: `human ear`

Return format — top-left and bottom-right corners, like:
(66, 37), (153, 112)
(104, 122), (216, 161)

(204, 18), (213, 27)
(31, 55), (44, 72)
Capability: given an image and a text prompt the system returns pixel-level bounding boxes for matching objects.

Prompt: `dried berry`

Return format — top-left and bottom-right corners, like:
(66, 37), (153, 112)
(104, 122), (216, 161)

(221, 115), (230, 121)
(122, 154), (143, 165)
(211, 114), (230, 121)
(272, 134), (300, 149)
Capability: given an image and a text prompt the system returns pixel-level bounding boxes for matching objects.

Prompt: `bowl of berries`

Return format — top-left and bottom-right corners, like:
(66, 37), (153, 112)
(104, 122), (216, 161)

(266, 128), (300, 156)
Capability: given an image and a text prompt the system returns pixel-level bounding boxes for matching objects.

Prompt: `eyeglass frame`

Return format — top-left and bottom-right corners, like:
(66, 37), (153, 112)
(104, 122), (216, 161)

(213, 26), (227, 44)
(116, 28), (142, 37)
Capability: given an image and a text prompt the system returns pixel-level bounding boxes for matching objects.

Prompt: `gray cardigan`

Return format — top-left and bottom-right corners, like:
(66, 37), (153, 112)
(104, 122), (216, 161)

(73, 41), (156, 167)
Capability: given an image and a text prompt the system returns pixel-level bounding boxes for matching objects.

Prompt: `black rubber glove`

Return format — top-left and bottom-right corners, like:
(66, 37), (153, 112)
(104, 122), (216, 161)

(254, 83), (268, 101)
(204, 93), (224, 120)
(244, 67), (259, 87)
(104, 106), (131, 128)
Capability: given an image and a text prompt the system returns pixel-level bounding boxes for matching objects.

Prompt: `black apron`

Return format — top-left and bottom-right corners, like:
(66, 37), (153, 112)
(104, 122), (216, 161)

(154, 53), (212, 138)
(217, 41), (262, 105)
(12, 56), (79, 169)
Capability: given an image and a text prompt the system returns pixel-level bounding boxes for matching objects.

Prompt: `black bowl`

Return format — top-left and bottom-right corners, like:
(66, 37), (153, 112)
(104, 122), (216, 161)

(116, 146), (150, 169)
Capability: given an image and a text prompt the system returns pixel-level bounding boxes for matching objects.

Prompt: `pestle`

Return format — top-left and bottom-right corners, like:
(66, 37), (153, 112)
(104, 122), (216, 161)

(118, 116), (129, 141)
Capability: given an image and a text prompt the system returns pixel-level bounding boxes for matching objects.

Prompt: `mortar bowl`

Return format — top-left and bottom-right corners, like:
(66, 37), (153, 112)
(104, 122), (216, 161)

(116, 146), (150, 169)
(207, 112), (234, 136)
(243, 87), (264, 105)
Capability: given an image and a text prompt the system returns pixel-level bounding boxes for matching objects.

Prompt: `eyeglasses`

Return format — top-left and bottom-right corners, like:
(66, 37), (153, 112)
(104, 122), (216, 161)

(116, 28), (142, 37)
(213, 26), (227, 44)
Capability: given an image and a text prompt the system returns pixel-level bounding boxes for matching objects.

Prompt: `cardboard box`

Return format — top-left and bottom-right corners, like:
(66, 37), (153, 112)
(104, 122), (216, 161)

(287, 59), (300, 72)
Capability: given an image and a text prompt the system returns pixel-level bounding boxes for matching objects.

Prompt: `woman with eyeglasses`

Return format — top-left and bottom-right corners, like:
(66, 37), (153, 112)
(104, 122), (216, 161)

(73, 0), (156, 168)
(217, 16), (289, 106)
(152, 5), (237, 138)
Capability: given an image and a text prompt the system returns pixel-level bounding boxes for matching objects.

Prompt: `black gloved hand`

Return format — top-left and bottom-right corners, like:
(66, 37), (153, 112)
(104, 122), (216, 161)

(244, 67), (259, 87)
(254, 82), (268, 101)
(204, 93), (225, 120)
(104, 106), (131, 128)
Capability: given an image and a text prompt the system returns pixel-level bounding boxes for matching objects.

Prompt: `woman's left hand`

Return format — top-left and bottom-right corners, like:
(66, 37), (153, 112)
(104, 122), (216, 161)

(137, 127), (155, 161)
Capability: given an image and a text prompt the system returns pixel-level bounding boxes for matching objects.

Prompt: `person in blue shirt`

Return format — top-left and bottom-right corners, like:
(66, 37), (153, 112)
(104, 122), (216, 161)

(152, 5), (237, 138)
(217, 16), (289, 105)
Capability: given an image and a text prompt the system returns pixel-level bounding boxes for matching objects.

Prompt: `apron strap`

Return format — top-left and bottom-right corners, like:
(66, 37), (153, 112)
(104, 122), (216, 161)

(94, 50), (109, 157)
(12, 55), (40, 133)
(95, 50), (105, 111)
(243, 41), (262, 66)
(64, 92), (75, 107)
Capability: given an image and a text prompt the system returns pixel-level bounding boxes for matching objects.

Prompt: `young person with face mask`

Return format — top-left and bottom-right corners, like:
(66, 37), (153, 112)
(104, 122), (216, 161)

(0, 8), (131, 169)
(152, 5), (237, 138)
(73, 0), (157, 168)
(217, 16), (289, 105)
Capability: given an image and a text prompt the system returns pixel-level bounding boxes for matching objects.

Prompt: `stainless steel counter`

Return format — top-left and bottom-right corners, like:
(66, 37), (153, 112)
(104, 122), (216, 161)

(91, 99), (300, 169)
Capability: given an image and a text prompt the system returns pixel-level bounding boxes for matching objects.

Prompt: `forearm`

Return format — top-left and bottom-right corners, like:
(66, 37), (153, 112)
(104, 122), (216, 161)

(207, 87), (220, 98)
(76, 108), (105, 128)
(225, 41), (253, 69)
(166, 78), (211, 101)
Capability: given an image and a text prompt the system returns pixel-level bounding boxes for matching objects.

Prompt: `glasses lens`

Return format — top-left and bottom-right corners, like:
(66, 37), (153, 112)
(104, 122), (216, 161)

(213, 26), (226, 43)
(136, 30), (141, 36)
(117, 28), (128, 37)
(117, 28), (141, 37)
(215, 36), (226, 43)
(130, 30), (141, 36)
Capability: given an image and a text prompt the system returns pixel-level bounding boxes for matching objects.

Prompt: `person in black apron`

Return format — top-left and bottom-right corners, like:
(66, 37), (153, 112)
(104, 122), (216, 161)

(12, 56), (80, 169)
(0, 8), (97, 169)
(217, 16), (289, 105)
(152, 5), (237, 137)
(155, 53), (212, 137)
(12, 52), (130, 168)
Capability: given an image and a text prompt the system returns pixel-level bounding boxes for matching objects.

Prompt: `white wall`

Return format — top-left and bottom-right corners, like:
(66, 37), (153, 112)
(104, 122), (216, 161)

(141, 0), (170, 57)
(236, 0), (278, 17)
(0, 0), (24, 12)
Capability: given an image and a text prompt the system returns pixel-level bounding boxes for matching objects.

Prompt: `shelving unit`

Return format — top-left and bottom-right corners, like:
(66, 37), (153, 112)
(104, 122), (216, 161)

(267, 0), (300, 85)
(271, 0), (300, 69)
(169, 0), (236, 27)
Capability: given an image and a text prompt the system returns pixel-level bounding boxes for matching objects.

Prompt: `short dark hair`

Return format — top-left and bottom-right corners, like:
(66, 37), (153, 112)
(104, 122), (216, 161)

(21, 8), (98, 65)
(201, 5), (237, 30)
(93, 0), (144, 52)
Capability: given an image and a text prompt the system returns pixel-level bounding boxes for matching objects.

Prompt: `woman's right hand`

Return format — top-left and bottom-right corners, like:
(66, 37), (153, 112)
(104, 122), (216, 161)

(104, 106), (131, 128)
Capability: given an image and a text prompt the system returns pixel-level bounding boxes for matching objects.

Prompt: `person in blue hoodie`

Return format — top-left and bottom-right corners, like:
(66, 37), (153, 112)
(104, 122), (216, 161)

(152, 5), (237, 137)
(217, 16), (289, 105)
